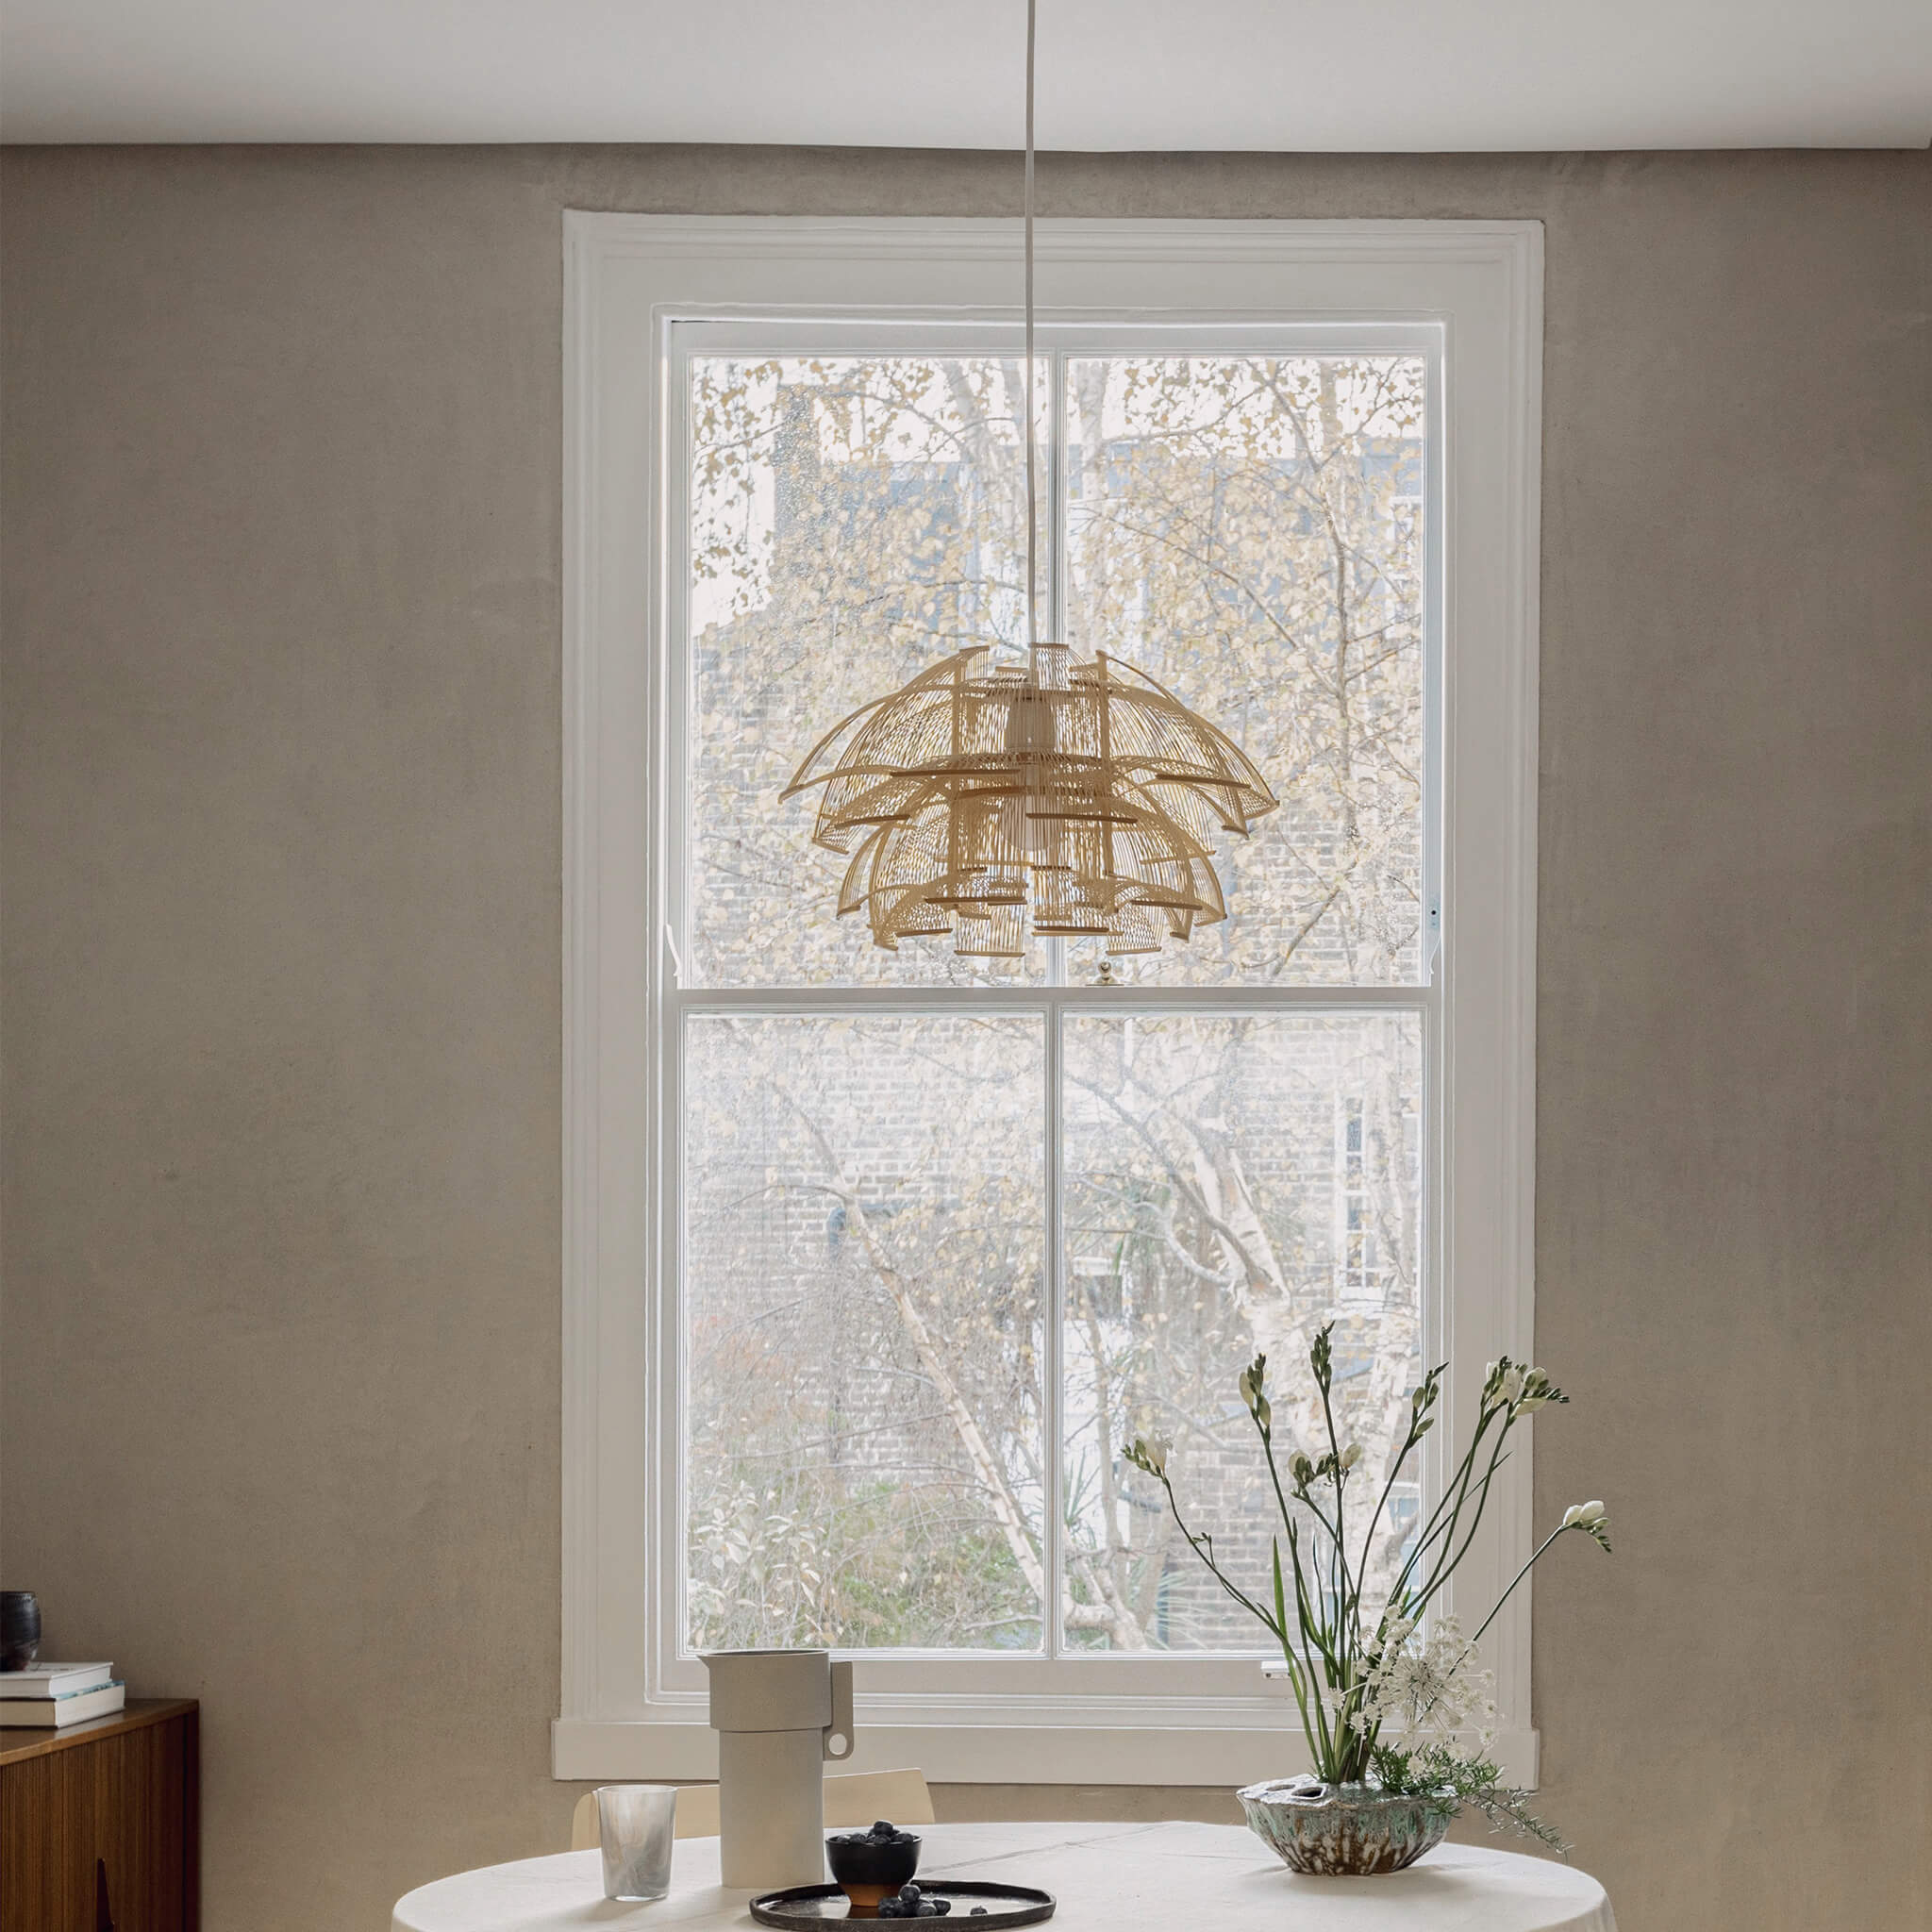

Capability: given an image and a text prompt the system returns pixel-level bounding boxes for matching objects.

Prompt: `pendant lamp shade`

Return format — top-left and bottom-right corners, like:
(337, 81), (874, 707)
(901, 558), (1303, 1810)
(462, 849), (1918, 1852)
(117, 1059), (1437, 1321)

(783, 641), (1277, 958)
(783, 0), (1276, 958)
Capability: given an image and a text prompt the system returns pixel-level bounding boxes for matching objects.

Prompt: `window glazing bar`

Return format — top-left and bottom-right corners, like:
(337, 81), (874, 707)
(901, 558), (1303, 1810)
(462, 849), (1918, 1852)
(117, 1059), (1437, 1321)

(1043, 1000), (1065, 1658)
(668, 984), (1433, 1016)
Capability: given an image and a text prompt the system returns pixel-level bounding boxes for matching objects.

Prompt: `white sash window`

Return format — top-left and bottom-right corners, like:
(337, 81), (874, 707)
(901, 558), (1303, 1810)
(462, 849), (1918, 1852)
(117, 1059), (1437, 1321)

(560, 217), (1541, 1785)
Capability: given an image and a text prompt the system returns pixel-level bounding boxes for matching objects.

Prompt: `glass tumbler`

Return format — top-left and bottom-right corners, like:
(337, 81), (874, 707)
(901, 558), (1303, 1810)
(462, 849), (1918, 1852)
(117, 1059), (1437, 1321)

(594, 1784), (678, 1902)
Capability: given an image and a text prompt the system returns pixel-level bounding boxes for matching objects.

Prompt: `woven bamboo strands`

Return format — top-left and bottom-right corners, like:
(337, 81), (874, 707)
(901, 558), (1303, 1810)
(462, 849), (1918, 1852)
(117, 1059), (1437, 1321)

(783, 641), (1277, 958)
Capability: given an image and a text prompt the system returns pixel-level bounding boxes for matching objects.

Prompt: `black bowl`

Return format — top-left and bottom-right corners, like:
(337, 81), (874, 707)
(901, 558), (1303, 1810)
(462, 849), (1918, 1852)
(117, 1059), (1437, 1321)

(825, 1832), (921, 1914)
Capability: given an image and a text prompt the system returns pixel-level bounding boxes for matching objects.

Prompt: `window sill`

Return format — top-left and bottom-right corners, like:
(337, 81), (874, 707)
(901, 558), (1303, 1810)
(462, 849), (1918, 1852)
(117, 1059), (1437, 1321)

(552, 1716), (1539, 1790)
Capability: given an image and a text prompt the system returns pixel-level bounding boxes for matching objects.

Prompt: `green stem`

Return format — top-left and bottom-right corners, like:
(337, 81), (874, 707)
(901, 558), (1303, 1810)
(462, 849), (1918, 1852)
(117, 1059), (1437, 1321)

(1317, 1374), (1348, 1637)
(1466, 1525), (1571, 1649)
(1352, 1421), (1423, 1613)
(1404, 1399), (1502, 1558)
(1290, 1481), (1343, 1552)
(1412, 1439), (1513, 1613)
(1257, 1420), (1302, 1544)
(1286, 1520), (1342, 1693)
(1393, 1407), (1509, 1607)
(1159, 1474), (1282, 1639)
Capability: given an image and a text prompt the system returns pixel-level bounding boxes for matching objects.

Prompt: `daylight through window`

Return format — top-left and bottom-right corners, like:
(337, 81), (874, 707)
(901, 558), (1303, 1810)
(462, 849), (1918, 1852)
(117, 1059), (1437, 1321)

(676, 340), (1431, 1659)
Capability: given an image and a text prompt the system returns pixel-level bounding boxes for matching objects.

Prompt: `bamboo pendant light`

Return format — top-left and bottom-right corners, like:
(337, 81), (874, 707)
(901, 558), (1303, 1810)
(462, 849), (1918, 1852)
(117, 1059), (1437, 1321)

(782, 0), (1276, 958)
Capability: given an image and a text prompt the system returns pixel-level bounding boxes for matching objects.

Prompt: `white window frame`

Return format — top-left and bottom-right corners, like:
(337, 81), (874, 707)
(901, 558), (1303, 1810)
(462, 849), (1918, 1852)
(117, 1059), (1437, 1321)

(558, 215), (1542, 1787)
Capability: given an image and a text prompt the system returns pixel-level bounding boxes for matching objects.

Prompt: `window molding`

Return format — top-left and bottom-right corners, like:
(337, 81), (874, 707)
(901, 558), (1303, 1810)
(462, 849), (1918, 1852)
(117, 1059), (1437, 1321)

(560, 214), (1542, 1786)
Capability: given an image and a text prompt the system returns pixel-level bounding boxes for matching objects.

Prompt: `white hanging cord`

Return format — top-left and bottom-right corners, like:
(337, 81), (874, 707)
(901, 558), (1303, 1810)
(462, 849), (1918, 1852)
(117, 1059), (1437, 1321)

(1024, 0), (1038, 648)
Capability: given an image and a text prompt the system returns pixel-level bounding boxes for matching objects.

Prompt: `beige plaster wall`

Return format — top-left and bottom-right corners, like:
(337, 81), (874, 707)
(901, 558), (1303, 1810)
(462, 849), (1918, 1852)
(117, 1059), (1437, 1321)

(2, 143), (1926, 1932)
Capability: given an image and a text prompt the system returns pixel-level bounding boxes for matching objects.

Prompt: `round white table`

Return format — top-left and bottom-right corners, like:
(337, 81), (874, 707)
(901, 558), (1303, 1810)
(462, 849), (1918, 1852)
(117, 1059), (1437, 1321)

(393, 1821), (1616, 1931)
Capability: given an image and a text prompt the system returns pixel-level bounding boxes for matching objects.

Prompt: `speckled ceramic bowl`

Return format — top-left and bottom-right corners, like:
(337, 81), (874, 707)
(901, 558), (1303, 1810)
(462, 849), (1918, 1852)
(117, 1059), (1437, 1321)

(1239, 1779), (1451, 1875)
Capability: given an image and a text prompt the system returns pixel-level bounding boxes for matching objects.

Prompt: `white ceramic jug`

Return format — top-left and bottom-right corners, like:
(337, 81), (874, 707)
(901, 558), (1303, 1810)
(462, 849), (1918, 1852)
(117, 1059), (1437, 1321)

(702, 1648), (856, 1890)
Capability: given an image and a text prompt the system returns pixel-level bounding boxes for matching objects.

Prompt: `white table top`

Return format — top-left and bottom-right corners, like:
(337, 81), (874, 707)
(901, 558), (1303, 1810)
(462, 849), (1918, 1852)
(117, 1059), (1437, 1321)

(393, 1820), (1616, 1932)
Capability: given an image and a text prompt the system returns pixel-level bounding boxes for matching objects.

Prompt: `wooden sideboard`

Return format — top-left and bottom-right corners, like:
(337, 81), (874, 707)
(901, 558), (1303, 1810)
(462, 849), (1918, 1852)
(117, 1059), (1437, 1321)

(0, 1699), (199, 1932)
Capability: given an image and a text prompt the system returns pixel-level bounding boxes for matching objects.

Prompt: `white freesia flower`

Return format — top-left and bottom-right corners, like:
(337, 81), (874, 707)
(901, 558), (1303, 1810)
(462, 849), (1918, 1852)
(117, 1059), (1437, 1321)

(1560, 1499), (1611, 1549)
(1238, 1362), (1273, 1431)
(1481, 1361), (1509, 1412)
(1513, 1365), (1557, 1412)
(1340, 1441), (1363, 1471)
(1141, 1436), (1171, 1478)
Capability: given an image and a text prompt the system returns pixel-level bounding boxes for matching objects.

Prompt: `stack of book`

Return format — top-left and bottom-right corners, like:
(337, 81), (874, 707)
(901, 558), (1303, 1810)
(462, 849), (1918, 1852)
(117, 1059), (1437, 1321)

(0, 1661), (125, 1727)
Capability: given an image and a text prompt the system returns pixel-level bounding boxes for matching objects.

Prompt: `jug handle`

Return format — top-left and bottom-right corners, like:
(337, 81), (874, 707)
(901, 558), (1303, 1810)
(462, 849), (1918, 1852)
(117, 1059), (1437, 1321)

(824, 1658), (855, 1761)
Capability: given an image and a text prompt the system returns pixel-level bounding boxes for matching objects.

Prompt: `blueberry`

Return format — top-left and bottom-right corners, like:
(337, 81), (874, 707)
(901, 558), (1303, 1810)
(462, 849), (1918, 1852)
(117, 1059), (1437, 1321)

(873, 1820), (897, 1836)
(898, 1882), (921, 1901)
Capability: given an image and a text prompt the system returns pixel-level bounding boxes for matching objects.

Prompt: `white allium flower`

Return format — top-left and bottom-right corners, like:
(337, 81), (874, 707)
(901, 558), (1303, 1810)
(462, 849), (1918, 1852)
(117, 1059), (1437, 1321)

(1352, 1614), (1497, 1748)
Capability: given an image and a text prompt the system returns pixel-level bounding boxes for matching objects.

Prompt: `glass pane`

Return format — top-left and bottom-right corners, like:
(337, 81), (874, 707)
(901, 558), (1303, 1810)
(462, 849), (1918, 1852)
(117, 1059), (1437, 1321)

(1060, 1011), (1423, 1651)
(689, 354), (1046, 987)
(684, 1014), (1046, 1650)
(1064, 357), (1426, 985)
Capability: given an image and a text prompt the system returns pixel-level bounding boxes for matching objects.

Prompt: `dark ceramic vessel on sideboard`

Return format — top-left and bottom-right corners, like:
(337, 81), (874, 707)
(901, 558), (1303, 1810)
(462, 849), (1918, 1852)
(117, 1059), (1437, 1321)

(0, 1592), (40, 1672)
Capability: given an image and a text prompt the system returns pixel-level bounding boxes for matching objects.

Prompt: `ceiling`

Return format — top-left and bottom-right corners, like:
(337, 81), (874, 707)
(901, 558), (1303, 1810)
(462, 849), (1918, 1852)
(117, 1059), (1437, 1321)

(3, 0), (1928, 150)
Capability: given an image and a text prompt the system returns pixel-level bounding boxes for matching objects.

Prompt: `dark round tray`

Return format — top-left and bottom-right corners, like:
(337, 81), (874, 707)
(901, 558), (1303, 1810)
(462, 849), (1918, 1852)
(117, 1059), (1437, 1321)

(749, 1880), (1056, 1926)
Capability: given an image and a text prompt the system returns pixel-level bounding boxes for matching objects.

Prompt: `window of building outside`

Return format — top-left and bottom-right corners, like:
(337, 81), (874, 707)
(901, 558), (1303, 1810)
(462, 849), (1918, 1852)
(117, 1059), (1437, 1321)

(560, 220), (1541, 1787)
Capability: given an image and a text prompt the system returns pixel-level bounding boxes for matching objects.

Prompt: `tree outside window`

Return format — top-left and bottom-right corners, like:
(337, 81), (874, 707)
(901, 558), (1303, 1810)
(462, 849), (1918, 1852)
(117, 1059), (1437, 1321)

(680, 350), (1427, 1659)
